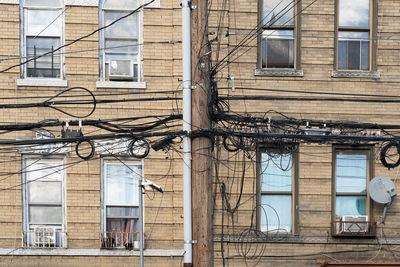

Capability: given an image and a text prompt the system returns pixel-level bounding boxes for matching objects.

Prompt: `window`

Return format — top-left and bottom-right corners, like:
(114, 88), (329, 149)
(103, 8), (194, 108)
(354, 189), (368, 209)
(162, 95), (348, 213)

(332, 147), (375, 236)
(101, 159), (142, 249)
(99, 0), (142, 83)
(257, 0), (301, 73)
(22, 157), (66, 247)
(21, 0), (64, 79)
(258, 146), (297, 234)
(335, 0), (378, 75)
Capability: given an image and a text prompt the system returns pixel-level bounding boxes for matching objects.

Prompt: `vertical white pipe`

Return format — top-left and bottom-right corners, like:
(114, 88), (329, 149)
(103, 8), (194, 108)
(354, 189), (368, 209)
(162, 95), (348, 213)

(182, 0), (192, 264)
(139, 179), (144, 267)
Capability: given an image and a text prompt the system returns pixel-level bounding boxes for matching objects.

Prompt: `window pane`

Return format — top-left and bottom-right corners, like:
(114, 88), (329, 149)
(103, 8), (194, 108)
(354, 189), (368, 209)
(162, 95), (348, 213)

(26, 37), (61, 78)
(336, 196), (366, 216)
(336, 154), (367, 193)
(26, 10), (61, 36)
(261, 153), (292, 192)
(338, 41), (347, 69)
(347, 41), (361, 70)
(339, 0), (369, 27)
(105, 39), (138, 54)
(24, 0), (62, 7)
(29, 181), (62, 204)
(106, 164), (140, 206)
(104, 11), (138, 39)
(263, 0), (294, 26)
(29, 206), (62, 224)
(26, 159), (63, 182)
(103, 0), (137, 9)
(107, 207), (138, 217)
(361, 41), (369, 70)
(261, 195), (291, 232)
(263, 30), (294, 68)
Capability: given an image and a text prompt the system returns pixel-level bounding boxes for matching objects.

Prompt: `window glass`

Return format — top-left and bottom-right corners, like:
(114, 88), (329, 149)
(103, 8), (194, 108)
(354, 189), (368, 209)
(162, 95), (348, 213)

(103, 0), (137, 9)
(26, 160), (63, 181)
(26, 37), (61, 78)
(336, 196), (366, 216)
(106, 164), (139, 206)
(339, 0), (370, 27)
(336, 154), (367, 193)
(105, 40), (138, 54)
(24, 0), (62, 7)
(261, 195), (292, 232)
(263, 0), (294, 26)
(26, 10), (62, 36)
(29, 206), (63, 224)
(29, 181), (62, 204)
(104, 11), (138, 38)
(261, 153), (292, 192)
(107, 207), (139, 217)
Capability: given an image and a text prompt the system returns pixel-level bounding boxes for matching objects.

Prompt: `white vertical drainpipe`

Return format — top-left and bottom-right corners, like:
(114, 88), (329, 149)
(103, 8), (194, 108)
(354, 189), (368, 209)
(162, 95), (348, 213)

(182, 0), (193, 265)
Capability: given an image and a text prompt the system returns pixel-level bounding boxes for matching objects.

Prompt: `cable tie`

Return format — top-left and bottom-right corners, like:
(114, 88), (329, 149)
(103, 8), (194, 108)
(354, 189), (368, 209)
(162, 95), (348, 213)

(65, 119), (70, 128)
(79, 120), (82, 129)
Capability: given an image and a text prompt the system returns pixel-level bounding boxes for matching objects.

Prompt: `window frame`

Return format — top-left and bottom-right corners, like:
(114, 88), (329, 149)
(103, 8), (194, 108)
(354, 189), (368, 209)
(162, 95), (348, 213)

(22, 156), (67, 248)
(19, 0), (65, 81)
(256, 0), (302, 76)
(333, 0), (378, 78)
(98, 0), (144, 85)
(331, 146), (374, 225)
(256, 144), (299, 235)
(100, 157), (144, 246)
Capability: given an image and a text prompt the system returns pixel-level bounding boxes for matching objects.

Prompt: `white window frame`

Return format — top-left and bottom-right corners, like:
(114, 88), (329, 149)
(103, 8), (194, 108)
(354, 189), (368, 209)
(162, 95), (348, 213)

(100, 158), (144, 248)
(22, 156), (67, 248)
(19, 0), (66, 86)
(97, 0), (146, 89)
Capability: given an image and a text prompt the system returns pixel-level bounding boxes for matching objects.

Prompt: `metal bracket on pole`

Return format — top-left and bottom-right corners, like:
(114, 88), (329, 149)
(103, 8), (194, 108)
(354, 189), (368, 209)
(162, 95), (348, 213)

(184, 240), (198, 244)
(183, 84), (196, 90)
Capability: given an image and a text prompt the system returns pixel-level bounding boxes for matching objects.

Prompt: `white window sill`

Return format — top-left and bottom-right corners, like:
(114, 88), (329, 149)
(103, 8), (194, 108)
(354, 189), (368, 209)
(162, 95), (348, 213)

(17, 79), (68, 87)
(96, 81), (147, 89)
(255, 68), (304, 77)
(331, 70), (380, 79)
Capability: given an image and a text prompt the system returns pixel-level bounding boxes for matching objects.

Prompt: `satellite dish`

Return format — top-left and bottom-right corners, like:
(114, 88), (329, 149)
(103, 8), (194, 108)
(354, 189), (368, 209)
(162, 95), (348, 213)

(369, 176), (397, 224)
(369, 176), (397, 205)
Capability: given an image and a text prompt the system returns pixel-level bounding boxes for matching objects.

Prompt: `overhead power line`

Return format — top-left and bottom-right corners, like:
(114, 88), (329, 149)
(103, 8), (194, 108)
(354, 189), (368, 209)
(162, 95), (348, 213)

(0, 0), (156, 73)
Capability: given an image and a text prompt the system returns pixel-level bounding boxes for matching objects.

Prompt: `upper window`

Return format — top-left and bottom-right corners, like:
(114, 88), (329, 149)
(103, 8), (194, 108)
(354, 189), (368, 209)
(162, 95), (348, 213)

(259, 0), (301, 70)
(21, 0), (64, 79)
(258, 146), (297, 234)
(99, 0), (142, 82)
(332, 148), (375, 236)
(336, 0), (374, 71)
(101, 159), (142, 249)
(22, 157), (66, 248)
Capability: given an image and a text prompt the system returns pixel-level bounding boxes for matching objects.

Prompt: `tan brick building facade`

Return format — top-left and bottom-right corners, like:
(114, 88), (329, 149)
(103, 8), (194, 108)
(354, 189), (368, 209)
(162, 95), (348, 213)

(0, 0), (400, 266)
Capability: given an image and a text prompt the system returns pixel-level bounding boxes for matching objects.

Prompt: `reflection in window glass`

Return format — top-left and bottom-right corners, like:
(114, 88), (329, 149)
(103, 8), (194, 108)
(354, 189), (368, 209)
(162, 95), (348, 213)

(26, 37), (61, 78)
(106, 164), (139, 206)
(263, 0), (294, 26)
(260, 151), (293, 233)
(261, 195), (291, 232)
(29, 206), (63, 224)
(335, 151), (368, 217)
(103, 0), (137, 9)
(336, 154), (367, 193)
(336, 196), (366, 216)
(339, 0), (369, 27)
(262, 30), (294, 68)
(24, 0), (62, 8)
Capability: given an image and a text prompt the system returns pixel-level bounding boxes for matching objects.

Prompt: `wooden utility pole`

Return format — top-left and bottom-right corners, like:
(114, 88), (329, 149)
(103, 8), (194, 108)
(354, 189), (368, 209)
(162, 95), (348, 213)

(191, 0), (214, 265)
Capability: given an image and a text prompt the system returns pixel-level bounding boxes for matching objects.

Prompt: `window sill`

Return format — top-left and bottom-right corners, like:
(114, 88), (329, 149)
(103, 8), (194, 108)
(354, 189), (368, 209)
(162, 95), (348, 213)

(17, 78), (68, 87)
(96, 81), (147, 89)
(254, 68), (304, 77)
(331, 70), (380, 79)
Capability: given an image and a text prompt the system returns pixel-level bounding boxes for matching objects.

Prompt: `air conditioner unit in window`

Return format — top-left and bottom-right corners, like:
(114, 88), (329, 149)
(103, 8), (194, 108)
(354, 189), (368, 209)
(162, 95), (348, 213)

(108, 59), (134, 80)
(34, 227), (56, 247)
(342, 215), (368, 233)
